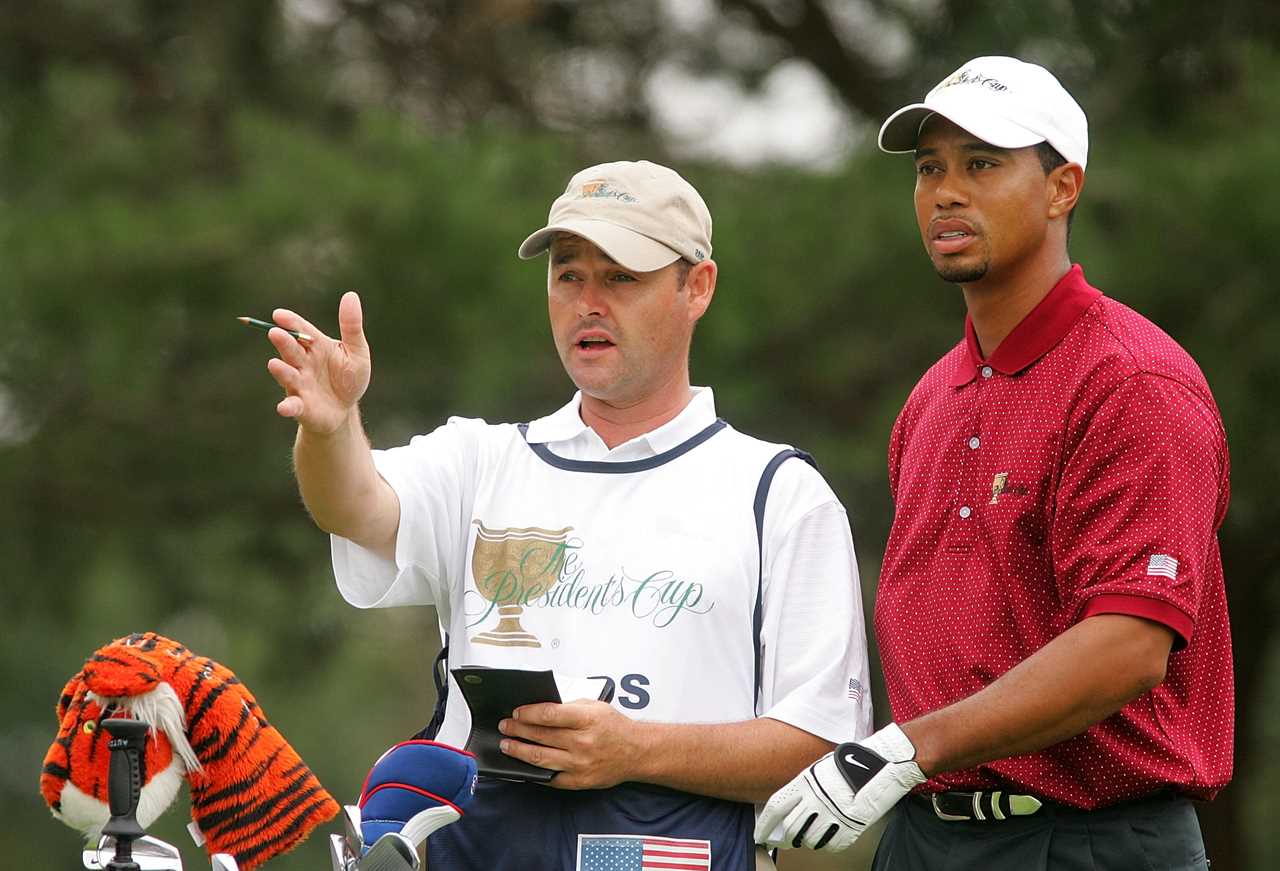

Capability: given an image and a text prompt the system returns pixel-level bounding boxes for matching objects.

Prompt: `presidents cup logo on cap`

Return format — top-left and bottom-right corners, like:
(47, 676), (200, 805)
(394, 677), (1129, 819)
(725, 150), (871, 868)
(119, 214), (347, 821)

(577, 181), (638, 203)
(939, 68), (1009, 93)
(518, 159), (713, 272)
(878, 56), (1089, 169)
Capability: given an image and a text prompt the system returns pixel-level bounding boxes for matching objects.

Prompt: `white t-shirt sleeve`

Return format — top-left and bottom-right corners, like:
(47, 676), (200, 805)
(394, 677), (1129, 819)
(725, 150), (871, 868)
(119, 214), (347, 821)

(757, 460), (872, 745)
(331, 416), (486, 611)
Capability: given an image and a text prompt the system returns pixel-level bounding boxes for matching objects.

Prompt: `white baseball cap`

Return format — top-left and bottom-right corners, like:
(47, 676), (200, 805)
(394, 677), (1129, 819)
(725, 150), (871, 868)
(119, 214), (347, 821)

(878, 56), (1088, 169)
(518, 160), (712, 272)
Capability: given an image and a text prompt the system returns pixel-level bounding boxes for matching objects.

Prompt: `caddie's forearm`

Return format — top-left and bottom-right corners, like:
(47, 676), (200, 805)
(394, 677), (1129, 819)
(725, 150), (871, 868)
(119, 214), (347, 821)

(292, 410), (400, 559)
(902, 614), (1176, 777)
(630, 718), (832, 804)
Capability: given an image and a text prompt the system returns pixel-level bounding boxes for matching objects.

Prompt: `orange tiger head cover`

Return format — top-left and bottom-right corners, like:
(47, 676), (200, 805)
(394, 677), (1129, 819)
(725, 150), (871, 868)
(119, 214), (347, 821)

(41, 632), (339, 870)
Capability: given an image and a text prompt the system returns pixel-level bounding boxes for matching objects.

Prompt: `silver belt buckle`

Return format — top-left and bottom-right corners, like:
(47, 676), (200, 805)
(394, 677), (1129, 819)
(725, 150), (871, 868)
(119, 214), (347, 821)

(931, 793), (972, 821)
(931, 790), (1043, 821)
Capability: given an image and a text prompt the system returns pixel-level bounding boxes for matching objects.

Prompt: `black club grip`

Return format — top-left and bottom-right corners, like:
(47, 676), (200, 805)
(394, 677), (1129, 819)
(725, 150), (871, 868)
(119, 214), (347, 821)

(101, 718), (148, 841)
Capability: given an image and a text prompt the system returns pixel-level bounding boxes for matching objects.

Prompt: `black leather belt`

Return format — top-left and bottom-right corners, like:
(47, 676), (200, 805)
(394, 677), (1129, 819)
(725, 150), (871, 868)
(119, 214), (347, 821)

(915, 790), (1044, 821)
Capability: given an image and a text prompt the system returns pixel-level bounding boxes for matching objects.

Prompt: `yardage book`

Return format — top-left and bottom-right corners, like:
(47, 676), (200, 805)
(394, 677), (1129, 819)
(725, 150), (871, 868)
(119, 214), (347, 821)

(451, 666), (615, 783)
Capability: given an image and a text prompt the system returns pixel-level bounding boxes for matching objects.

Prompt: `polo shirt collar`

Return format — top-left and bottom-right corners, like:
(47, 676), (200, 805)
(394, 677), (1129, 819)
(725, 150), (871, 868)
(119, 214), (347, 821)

(948, 264), (1102, 387)
(523, 386), (717, 456)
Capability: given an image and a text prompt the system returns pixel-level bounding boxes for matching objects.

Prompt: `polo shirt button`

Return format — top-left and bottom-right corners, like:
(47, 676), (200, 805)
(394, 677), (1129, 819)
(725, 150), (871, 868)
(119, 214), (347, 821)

(959, 506), (972, 519)
(981, 366), (994, 379)
(968, 436), (981, 450)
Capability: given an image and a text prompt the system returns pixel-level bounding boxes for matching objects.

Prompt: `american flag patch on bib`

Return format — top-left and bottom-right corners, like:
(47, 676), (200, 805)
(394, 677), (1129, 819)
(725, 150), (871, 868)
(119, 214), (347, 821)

(577, 834), (711, 871)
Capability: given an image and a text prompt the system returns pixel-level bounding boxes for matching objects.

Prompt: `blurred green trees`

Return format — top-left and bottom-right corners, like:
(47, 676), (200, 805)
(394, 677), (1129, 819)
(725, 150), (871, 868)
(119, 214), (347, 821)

(3, 3), (1278, 869)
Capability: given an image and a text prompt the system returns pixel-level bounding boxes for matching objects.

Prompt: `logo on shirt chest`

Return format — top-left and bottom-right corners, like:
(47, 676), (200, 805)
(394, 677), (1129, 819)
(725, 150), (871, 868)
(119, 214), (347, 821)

(989, 471), (1031, 504)
(466, 519), (715, 647)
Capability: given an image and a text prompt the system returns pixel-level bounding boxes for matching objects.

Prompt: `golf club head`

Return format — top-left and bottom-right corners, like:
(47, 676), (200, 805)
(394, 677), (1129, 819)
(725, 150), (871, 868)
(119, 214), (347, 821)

(343, 804), (364, 852)
(330, 832), (359, 871)
(83, 834), (184, 870)
(357, 832), (419, 871)
(210, 854), (239, 871)
(398, 804), (460, 847)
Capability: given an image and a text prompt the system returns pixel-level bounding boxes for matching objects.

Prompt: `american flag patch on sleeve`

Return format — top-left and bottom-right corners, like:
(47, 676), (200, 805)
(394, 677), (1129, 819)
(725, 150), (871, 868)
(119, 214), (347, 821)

(1147, 554), (1179, 580)
(847, 678), (864, 704)
(577, 834), (711, 871)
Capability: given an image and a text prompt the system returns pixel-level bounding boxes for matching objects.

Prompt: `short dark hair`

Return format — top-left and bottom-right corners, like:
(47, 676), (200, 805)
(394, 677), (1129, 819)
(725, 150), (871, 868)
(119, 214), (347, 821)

(1035, 141), (1067, 174)
(1035, 142), (1075, 235)
(674, 259), (692, 288)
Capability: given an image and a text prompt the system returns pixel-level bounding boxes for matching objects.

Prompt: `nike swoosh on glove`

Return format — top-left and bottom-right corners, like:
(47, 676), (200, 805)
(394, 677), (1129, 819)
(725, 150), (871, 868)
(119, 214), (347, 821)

(754, 723), (925, 851)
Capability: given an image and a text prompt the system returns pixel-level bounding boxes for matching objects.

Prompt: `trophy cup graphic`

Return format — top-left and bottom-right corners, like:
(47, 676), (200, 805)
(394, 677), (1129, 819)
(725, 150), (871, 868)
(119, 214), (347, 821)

(470, 521), (572, 648)
(990, 471), (1010, 504)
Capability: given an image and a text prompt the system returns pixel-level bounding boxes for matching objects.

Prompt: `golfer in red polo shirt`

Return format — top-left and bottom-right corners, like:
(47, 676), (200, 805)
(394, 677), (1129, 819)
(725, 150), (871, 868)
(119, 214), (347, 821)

(756, 56), (1232, 869)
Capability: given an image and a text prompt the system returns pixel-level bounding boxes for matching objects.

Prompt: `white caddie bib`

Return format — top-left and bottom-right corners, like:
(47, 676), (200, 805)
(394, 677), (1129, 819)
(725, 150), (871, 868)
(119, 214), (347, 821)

(429, 419), (806, 750)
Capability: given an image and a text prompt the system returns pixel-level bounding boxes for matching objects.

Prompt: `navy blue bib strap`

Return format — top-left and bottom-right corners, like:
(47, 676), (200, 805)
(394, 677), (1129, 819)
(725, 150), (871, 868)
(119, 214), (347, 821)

(752, 449), (818, 712)
(517, 419), (728, 473)
(414, 636), (450, 741)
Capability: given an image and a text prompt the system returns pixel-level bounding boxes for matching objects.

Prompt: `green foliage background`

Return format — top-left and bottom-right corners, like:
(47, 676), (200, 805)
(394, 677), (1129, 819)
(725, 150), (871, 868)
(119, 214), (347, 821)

(2, 8), (1277, 870)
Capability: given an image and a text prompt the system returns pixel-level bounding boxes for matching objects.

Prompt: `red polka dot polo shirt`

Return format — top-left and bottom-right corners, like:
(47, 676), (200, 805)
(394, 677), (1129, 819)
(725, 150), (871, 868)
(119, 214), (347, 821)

(876, 264), (1233, 808)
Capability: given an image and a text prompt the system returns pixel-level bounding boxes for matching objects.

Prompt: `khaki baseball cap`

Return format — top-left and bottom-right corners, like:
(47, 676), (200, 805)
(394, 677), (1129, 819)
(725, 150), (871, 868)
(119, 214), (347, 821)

(878, 56), (1088, 169)
(518, 160), (712, 272)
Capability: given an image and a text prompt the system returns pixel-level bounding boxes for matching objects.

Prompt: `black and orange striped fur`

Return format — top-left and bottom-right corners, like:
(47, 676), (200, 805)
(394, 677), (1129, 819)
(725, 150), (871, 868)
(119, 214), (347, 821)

(42, 631), (338, 870)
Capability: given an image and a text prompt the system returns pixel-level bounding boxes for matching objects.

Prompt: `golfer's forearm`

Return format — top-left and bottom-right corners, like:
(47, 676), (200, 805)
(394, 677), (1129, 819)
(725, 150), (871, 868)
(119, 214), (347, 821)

(631, 718), (832, 803)
(293, 411), (399, 558)
(902, 614), (1175, 777)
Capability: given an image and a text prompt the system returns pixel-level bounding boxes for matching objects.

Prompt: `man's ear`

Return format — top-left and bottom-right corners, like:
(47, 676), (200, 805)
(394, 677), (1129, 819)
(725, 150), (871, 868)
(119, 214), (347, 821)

(685, 260), (717, 324)
(1048, 163), (1085, 220)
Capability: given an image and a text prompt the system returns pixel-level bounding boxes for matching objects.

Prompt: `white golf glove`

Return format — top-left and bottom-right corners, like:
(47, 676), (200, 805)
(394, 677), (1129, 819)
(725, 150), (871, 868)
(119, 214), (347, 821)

(755, 723), (925, 851)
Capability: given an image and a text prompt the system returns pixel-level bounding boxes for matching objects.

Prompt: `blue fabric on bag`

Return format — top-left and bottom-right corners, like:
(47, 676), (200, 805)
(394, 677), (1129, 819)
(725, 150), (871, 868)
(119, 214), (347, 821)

(359, 740), (478, 846)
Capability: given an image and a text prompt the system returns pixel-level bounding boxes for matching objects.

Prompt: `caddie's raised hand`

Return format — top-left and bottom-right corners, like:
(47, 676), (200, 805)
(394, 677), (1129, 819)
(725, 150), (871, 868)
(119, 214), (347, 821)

(265, 291), (372, 434)
(754, 723), (925, 852)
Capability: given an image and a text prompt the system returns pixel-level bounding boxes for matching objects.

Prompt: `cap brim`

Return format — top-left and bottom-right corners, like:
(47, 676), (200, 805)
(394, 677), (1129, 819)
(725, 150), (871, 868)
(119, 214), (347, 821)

(878, 104), (933, 153)
(518, 219), (681, 272)
(878, 101), (1045, 154)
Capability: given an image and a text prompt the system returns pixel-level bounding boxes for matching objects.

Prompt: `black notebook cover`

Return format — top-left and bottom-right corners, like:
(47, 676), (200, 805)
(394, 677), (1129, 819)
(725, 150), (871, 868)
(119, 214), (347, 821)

(453, 667), (615, 783)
